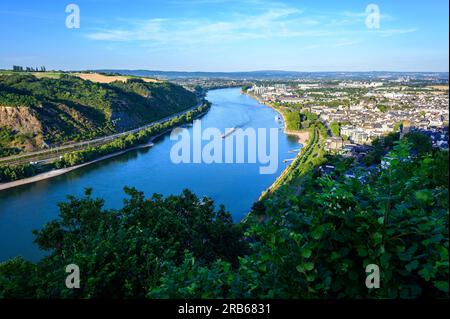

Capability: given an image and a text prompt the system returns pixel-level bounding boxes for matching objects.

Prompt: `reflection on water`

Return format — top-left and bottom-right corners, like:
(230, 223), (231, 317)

(0, 88), (300, 262)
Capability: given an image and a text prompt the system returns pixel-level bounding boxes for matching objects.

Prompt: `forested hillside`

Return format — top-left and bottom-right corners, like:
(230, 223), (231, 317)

(0, 74), (197, 154)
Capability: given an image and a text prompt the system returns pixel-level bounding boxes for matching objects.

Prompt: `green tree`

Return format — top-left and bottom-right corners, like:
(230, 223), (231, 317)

(0, 188), (245, 298)
(330, 122), (340, 136)
(0, 135), (447, 299)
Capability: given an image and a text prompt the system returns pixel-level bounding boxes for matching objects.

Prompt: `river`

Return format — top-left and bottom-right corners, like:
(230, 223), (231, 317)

(0, 88), (300, 262)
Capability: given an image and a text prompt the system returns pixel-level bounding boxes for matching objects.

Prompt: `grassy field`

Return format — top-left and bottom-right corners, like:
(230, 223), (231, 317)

(31, 72), (63, 79)
(72, 72), (161, 83)
(0, 70), (160, 83)
(428, 85), (449, 90)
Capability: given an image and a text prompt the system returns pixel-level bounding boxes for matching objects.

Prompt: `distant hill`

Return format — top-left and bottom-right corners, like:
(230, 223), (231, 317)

(95, 69), (449, 81)
(0, 73), (197, 154)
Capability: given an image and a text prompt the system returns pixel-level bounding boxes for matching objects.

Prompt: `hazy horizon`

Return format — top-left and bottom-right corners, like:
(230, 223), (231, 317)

(95, 69), (449, 73)
(5, 68), (448, 74)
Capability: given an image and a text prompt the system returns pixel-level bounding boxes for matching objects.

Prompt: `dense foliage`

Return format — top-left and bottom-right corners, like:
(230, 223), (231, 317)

(0, 128), (22, 157)
(283, 110), (300, 131)
(0, 188), (245, 298)
(242, 142), (448, 298)
(330, 122), (340, 137)
(362, 131), (401, 166)
(0, 162), (39, 182)
(1, 134), (447, 299)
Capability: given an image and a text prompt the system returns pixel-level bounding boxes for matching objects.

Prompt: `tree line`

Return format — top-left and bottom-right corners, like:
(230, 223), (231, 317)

(12, 65), (46, 72)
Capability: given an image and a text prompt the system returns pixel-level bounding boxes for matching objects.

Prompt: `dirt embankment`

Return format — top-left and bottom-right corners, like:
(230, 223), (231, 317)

(0, 106), (42, 134)
(0, 106), (43, 151)
(73, 73), (160, 84)
(284, 130), (310, 145)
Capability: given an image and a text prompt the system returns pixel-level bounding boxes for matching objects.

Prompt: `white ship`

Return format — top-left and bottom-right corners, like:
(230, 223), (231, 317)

(221, 127), (237, 139)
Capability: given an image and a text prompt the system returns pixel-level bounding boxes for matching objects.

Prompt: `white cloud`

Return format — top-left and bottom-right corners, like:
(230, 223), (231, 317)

(84, 5), (417, 50)
(370, 28), (418, 37)
(85, 7), (305, 44)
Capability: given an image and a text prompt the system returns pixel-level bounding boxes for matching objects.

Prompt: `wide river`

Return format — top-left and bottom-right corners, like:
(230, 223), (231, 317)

(0, 88), (300, 262)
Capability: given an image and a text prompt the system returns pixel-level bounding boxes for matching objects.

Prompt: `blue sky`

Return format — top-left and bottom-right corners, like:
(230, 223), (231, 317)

(0, 0), (448, 71)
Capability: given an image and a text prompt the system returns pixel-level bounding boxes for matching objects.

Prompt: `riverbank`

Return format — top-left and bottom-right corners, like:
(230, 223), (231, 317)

(284, 129), (310, 145)
(240, 89), (315, 206)
(0, 143), (156, 191)
(255, 126), (318, 202)
(243, 90), (310, 145)
(0, 103), (211, 190)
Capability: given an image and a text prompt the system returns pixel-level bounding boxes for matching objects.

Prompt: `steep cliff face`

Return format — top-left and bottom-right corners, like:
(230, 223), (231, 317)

(0, 74), (197, 154)
(0, 106), (42, 135)
(0, 106), (43, 152)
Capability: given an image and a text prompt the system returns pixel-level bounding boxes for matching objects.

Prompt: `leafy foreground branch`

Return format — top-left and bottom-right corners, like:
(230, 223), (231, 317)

(0, 140), (448, 299)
